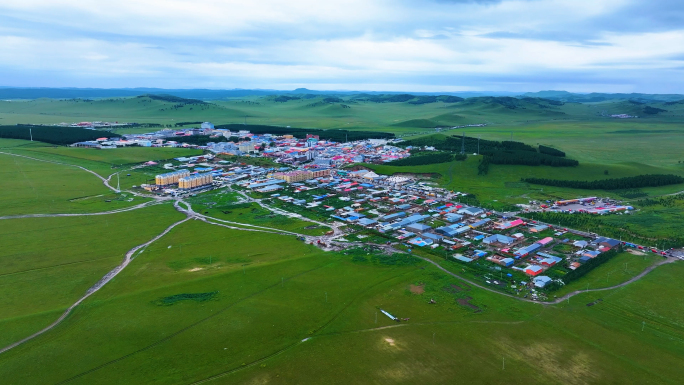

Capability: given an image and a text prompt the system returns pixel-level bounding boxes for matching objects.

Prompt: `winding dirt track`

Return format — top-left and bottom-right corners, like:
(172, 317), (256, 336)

(413, 253), (677, 305)
(0, 200), (162, 220)
(0, 151), (115, 189)
(0, 150), (679, 357)
(0, 216), (192, 355)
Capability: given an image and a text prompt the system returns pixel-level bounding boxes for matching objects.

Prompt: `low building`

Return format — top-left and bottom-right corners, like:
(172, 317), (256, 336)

(436, 226), (460, 237)
(406, 223), (432, 233)
(530, 224), (549, 233)
(595, 237), (620, 249)
(515, 243), (542, 258)
(423, 233), (443, 242)
(533, 276), (552, 288)
(470, 218), (492, 228)
(525, 265), (543, 276)
(582, 250), (601, 259)
(444, 213), (463, 223)
(536, 237), (554, 246)
(573, 240), (588, 249)
(483, 234), (516, 246)
(460, 207), (484, 216)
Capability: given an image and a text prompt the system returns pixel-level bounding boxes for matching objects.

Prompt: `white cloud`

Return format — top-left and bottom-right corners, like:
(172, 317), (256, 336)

(0, 0), (682, 91)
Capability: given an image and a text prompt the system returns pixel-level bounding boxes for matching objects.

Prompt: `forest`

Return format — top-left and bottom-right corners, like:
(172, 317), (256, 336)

(215, 124), (394, 142)
(488, 150), (579, 167)
(523, 174), (684, 190)
(538, 145), (566, 157)
(386, 152), (465, 166)
(0, 125), (118, 145)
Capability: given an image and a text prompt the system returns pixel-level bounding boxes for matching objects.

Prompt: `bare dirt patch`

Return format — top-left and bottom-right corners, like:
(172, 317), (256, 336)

(188, 267), (203, 272)
(450, 284), (464, 292)
(627, 249), (646, 256)
(457, 296), (481, 312)
(384, 338), (396, 346)
(409, 284), (425, 294)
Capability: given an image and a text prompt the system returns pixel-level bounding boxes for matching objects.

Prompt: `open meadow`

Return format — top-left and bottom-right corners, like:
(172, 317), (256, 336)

(1, 96), (684, 384)
(0, 203), (185, 348)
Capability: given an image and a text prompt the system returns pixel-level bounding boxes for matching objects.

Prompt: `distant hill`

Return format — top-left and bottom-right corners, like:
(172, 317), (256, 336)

(523, 90), (684, 103)
(0, 87), (520, 101)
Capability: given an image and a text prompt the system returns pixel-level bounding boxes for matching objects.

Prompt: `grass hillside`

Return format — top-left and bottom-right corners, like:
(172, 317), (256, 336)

(1, 135), (684, 384)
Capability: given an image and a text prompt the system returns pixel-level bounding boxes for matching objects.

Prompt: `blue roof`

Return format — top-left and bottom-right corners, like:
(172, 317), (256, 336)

(453, 255), (474, 263)
(423, 233), (443, 240)
(483, 234), (515, 244)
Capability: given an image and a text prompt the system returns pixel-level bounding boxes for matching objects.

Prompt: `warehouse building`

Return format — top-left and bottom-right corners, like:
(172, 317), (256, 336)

(156, 169), (191, 186)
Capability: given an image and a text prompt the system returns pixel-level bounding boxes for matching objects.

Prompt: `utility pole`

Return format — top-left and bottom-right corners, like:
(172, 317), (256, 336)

(29, 128), (33, 141)
(117, 172), (120, 191)
(460, 132), (465, 155)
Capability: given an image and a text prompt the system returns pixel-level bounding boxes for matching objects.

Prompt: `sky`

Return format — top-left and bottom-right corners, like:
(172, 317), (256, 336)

(1, 0), (683, 93)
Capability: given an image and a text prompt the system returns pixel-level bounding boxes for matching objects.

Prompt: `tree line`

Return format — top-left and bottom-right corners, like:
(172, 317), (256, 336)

(0, 125), (119, 145)
(489, 151), (579, 167)
(521, 211), (684, 249)
(523, 174), (683, 190)
(387, 152), (465, 166)
(562, 248), (620, 284)
(400, 134), (537, 155)
(173, 121), (203, 127)
(172, 135), (228, 146)
(215, 124), (394, 142)
(538, 145), (565, 157)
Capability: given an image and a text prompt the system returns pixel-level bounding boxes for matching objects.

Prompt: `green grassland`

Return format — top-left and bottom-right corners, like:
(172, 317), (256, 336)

(186, 190), (328, 236)
(0, 152), (152, 215)
(2, 143), (202, 177)
(369, 156), (684, 205)
(2, 219), (682, 384)
(1, 96), (684, 383)
(0, 203), (185, 348)
(550, 251), (662, 298)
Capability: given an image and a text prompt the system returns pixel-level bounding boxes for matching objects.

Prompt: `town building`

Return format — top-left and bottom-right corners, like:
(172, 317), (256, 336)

(155, 169), (191, 186)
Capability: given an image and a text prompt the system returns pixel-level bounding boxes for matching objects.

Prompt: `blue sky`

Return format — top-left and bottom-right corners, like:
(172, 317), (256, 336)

(1, 0), (683, 92)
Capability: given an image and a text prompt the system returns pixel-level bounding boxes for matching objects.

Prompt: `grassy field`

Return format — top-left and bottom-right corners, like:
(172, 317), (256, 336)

(550, 251), (662, 298)
(2, 143), (202, 177)
(2, 220), (682, 384)
(0, 151), (152, 215)
(187, 190), (329, 236)
(0, 203), (185, 348)
(1, 96), (684, 383)
(368, 156), (684, 207)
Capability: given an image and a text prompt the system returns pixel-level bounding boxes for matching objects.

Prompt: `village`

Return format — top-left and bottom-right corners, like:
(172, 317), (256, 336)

(67, 123), (675, 300)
